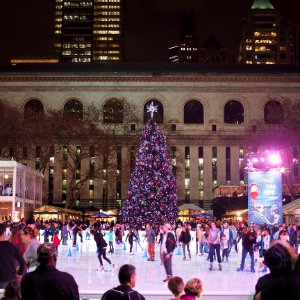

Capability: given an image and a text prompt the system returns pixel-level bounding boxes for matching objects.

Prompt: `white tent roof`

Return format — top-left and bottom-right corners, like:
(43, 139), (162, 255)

(283, 198), (300, 214)
(178, 203), (203, 211)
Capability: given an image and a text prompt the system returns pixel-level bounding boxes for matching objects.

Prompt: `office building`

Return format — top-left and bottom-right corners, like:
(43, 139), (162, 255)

(54, 0), (124, 63)
(238, 0), (291, 64)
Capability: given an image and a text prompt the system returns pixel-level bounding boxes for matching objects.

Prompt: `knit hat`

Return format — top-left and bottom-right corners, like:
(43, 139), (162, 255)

(263, 244), (292, 273)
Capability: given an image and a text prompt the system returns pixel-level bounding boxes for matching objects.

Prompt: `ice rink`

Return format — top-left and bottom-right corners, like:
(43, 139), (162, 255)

(56, 233), (263, 299)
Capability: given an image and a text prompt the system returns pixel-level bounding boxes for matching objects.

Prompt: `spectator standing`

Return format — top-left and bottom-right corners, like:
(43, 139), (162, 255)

(180, 278), (203, 299)
(21, 226), (41, 272)
(0, 280), (21, 300)
(0, 224), (25, 289)
(101, 264), (146, 300)
(254, 241), (299, 300)
(21, 243), (79, 300)
(168, 276), (185, 300)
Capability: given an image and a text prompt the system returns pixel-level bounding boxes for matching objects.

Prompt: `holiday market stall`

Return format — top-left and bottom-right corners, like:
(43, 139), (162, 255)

(283, 198), (300, 225)
(178, 203), (205, 221)
(33, 205), (81, 221)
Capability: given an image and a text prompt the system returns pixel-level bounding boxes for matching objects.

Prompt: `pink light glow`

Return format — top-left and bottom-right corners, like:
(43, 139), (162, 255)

(268, 153), (282, 165)
(252, 157), (259, 163)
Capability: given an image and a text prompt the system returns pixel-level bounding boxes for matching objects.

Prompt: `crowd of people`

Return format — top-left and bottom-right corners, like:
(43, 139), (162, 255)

(0, 216), (299, 299)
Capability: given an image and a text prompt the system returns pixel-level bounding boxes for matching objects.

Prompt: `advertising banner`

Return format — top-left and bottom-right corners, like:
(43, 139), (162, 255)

(248, 170), (282, 226)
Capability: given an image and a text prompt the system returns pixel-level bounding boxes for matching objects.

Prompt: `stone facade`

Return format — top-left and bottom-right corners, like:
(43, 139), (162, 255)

(0, 64), (299, 211)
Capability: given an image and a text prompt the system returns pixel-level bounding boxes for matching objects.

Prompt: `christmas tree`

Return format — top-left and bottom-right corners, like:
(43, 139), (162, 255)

(122, 105), (178, 226)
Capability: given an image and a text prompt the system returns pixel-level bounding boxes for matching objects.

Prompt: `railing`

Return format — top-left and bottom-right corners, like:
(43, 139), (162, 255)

(0, 290), (254, 300)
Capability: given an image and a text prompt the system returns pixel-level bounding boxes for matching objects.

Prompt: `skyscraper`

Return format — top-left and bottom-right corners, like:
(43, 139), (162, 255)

(168, 11), (198, 63)
(54, 0), (125, 63)
(178, 11), (198, 63)
(238, 0), (291, 65)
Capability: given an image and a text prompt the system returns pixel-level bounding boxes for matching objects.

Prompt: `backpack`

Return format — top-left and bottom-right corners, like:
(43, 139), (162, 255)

(102, 288), (141, 300)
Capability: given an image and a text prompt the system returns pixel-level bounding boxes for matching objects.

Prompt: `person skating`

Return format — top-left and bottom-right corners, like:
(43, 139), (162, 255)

(93, 228), (115, 272)
(125, 228), (138, 254)
(207, 221), (222, 271)
(161, 223), (176, 283)
(237, 225), (257, 273)
(179, 225), (191, 261)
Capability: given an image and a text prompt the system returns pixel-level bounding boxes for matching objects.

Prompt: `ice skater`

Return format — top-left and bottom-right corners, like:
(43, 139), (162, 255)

(125, 227), (138, 254)
(92, 228), (115, 272)
(207, 221), (222, 271)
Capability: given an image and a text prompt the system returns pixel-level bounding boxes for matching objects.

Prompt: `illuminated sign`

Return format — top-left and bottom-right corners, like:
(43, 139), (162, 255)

(248, 170), (282, 226)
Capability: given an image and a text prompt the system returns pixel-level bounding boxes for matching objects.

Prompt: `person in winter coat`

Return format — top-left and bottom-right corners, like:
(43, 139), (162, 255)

(179, 225), (191, 261)
(52, 230), (61, 252)
(21, 226), (41, 272)
(101, 264), (145, 300)
(237, 225), (256, 273)
(125, 228), (138, 254)
(289, 224), (298, 253)
(93, 228), (115, 272)
(254, 240), (299, 300)
(161, 223), (176, 283)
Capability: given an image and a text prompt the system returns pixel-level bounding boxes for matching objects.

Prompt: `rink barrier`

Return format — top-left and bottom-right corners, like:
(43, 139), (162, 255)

(0, 289), (254, 299)
(79, 290), (255, 300)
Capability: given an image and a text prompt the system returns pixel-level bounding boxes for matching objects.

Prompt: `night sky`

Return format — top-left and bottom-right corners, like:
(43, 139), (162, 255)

(0, 0), (299, 66)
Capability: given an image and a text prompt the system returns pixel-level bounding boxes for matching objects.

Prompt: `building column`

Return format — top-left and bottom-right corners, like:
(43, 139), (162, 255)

(203, 146), (213, 210)
(218, 146), (226, 185)
(121, 147), (130, 200)
(53, 146), (62, 202)
(107, 147), (116, 209)
(176, 145), (185, 205)
(80, 152), (90, 202)
(93, 153), (103, 207)
(189, 145), (199, 204)
(231, 146), (240, 185)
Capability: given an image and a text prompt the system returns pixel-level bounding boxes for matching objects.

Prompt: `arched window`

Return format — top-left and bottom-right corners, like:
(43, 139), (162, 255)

(224, 100), (244, 124)
(103, 99), (123, 123)
(63, 99), (83, 120)
(144, 99), (164, 123)
(24, 99), (44, 119)
(264, 100), (284, 124)
(184, 100), (204, 124)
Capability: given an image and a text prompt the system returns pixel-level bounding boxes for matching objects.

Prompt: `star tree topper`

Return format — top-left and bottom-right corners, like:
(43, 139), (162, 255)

(146, 101), (158, 119)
